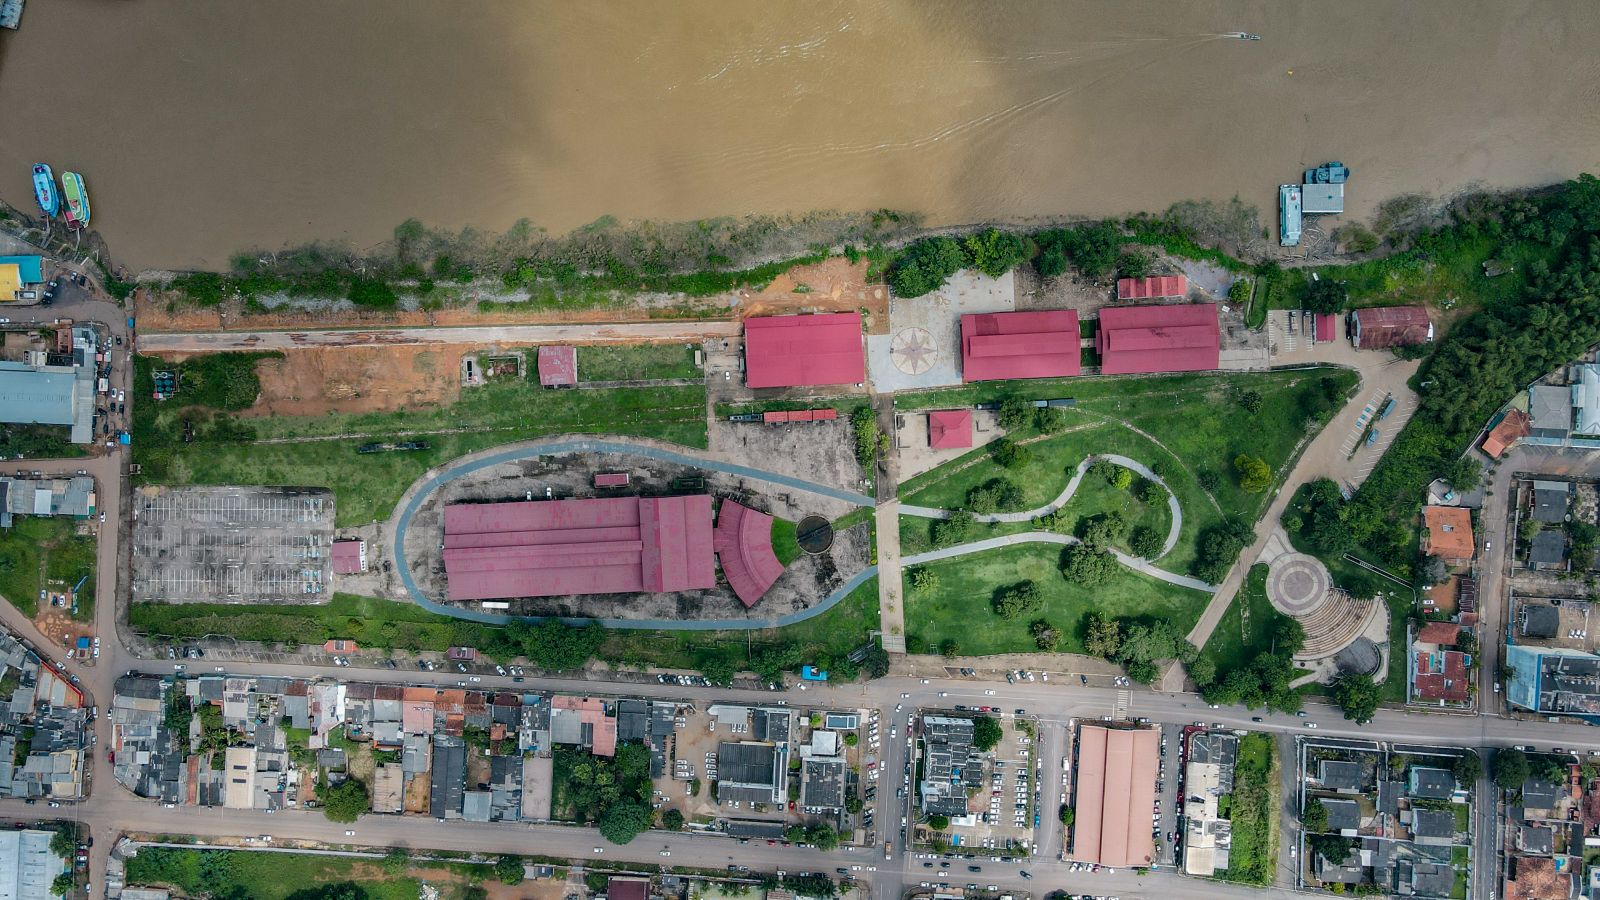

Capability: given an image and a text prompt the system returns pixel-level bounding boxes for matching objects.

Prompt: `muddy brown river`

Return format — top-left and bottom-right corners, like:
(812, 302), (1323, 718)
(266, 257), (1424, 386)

(0, 0), (1597, 269)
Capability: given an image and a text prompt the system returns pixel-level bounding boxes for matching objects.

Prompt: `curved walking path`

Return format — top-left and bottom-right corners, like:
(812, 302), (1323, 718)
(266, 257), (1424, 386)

(901, 453), (1184, 560)
(388, 435), (876, 629)
(902, 532), (1216, 593)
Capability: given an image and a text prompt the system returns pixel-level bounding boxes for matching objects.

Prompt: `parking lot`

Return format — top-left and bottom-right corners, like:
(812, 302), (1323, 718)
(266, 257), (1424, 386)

(130, 485), (335, 602)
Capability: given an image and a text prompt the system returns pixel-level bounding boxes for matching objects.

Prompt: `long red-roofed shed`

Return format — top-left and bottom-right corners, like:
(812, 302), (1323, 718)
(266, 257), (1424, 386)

(443, 495), (715, 601)
(743, 313), (865, 389)
(960, 310), (1081, 382)
(1116, 275), (1187, 301)
(1095, 303), (1219, 375)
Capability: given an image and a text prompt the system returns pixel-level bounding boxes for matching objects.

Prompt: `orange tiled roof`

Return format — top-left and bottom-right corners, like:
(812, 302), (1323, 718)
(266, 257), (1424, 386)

(1423, 506), (1475, 560)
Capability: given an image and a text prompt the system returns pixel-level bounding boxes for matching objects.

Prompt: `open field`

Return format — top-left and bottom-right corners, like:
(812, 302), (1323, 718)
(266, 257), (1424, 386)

(904, 543), (1208, 656)
(124, 845), (493, 900)
(1198, 565), (1282, 672)
(132, 353), (709, 526)
(577, 343), (702, 382)
(0, 516), (96, 620)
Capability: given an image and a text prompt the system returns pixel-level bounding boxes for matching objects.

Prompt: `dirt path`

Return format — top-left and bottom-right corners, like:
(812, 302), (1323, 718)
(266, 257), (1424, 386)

(140, 320), (741, 352)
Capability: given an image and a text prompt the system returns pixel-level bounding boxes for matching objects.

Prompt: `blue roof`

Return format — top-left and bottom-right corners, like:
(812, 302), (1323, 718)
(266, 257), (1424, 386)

(0, 256), (44, 284)
(0, 363), (77, 426)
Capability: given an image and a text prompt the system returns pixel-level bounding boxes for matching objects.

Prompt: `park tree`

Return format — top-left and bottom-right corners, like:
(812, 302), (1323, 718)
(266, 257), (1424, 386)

(494, 855), (526, 886)
(698, 654), (737, 685)
(964, 229), (1029, 278)
(860, 644), (890, 679)
(1494, 749), (1531, 790)
(938, 638), (961, 658)
(598, 801), (653, 844)
(1059, 804), (1075, 825)
(908, 567), (939, 597)
(993, 581), (1044, 621)
(989, 438), (1031, 470)
(1193, 517), (1255, 583)
(1082, 613), (1122, 658)
(998, 396), (1034, 431)
(967, 478), (1022, 513)
(1089, 459), (1119, 484)
(1234, 454), (1272, 493)
(972, 715), (1003, 752)
(1302, 798), (1330, 833)
(1129, 526), (1163, 559)
(889, 237), (967, 298)
(1030, 620), (1061, 652)
(932, 511), (976, 547)
(1061, 545), (1117, 586)
(662, 808), (685, 830)
(927, 815), (951, 831)
(1235, 389), (1264, 414)
(50, 874), (75, 897)
(1330, 672), (1382, 724)
(1034, 407), (1069, 433)
(1186, 656), (1217, 687)
(1080, 511), (1128, 548)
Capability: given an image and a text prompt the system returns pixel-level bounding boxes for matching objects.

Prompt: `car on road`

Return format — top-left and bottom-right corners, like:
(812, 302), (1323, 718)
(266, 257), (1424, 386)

(659, 851), (671, 857)
(1019, 871), (1032, 880)
(1251, 716), (1263, 722)
(343, 831), (355, 836)
(468, 676), (481, 683)
(984, 689), (996, 695)
(1304, 722), (1318, 729)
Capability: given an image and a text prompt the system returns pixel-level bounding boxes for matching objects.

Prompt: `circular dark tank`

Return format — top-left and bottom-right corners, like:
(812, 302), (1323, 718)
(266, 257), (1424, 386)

(796, 515), (834, 554)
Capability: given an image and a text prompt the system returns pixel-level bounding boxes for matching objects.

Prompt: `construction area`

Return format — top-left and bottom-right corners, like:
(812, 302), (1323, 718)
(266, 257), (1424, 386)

(130, 485), (336, 603)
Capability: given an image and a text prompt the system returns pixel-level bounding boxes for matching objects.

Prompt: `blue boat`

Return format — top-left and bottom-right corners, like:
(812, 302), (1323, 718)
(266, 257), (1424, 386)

(31, 164), (58, 217)
(1304, 161), (1350, 184)
(1279, 184), (1303, 247)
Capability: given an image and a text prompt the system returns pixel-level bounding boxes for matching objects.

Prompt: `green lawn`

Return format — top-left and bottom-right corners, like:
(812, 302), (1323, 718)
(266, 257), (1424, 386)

(904, 543), (1208, 656)
(1199, 565), (1292, 671)
(771, 517), (802, 566)
(0, 516), (96, 620)
(1217, 732), (1278, 885)
(124, 846), (443, 900)
(133, 352), (709, 526)
(577, 343), (702, 382)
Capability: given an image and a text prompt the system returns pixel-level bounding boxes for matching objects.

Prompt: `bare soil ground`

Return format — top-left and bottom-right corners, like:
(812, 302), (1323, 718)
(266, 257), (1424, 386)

(740, 258), (890, 334)
(245, 344), (467, 418)
(1012, 265), (1113, 316)
(403, 770), (431, 813)
(34, 608), (92, 655)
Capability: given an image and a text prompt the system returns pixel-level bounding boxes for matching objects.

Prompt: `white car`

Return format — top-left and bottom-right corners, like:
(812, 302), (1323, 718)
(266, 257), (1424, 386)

(660, 851), (671, 857)
(343, 830), (355, 837)
(984, 689), (996, 695)
(593, 847), (604, 854)
(1304, 722), (1318, 729)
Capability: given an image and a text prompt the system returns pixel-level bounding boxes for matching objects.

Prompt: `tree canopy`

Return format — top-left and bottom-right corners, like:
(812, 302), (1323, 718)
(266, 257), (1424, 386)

(1060, 544), (1117, 585)
(598, 801), (653, 844)
(890, 237), (967, 298)
(972, 715), (1003, 752)
(1330, 672), (1382, 724)
(318, 777), (369, 823)
(993, 580), (1043, 620)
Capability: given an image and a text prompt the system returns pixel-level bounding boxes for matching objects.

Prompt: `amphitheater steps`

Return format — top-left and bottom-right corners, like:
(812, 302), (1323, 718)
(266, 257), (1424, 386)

(1294, 591), (1380, 660)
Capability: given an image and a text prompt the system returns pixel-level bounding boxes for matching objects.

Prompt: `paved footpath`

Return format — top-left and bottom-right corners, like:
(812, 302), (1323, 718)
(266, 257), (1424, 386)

(875, 503), (907, 653)
(902, 532), (1216, 593)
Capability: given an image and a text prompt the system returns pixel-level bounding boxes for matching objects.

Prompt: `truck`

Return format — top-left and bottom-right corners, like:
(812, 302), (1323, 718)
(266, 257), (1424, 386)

(884, 842), (892, 860)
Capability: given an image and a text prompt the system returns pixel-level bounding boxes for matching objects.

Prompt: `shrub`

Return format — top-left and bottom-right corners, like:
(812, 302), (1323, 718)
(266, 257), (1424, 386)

(989, 437), (1031, 470)
(1117, 250), (1154, 278)
(1233, 454), (1271, 493)
(1227, 279), (1251, 303)
(1109, 466), (1134, 490)
(851, 407), (879, 469)
(993, 580), (1043, 620)
(889, 237), (966, 298)
(1129, 526), (1163, 559)
(1030, 620), (1061, 651)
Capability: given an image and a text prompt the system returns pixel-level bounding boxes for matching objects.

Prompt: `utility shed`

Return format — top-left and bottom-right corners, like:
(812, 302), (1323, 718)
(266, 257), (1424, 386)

(1302, 183), (1345, 214)
(743, 313), (865, 389)
(536, 345), (577, 387)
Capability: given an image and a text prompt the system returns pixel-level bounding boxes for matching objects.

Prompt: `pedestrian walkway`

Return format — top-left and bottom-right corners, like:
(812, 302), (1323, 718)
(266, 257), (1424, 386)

(876, 503), (907, 653)
(902, 531), (1216, 593)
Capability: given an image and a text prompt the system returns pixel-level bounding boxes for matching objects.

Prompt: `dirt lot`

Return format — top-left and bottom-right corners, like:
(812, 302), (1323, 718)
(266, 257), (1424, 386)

(34, 608), (93, 657)
(245, 344), (467, 418)
(740, 258), (889, 334)
(399, 449), (869, 620)
(1013, 265), (1115, 317)
(706, 418), (870, 494)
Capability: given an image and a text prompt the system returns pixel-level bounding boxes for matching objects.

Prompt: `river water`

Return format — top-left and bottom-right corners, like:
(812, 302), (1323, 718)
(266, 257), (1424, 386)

(0, 0), (1597, 269)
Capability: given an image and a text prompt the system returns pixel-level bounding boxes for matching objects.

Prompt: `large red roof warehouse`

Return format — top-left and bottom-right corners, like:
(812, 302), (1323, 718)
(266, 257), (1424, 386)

(959, 310), (1081, 382)
(713, 500), (786, 608)
(743, 313), (865, 389)
(1095, 303), (1219, 375)
(442, 496), (715, 601)
(1071, 725), (1159, 868)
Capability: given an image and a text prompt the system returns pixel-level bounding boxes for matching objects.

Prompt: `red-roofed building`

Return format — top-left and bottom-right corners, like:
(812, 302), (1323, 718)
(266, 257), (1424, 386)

(331, 539), (366, 574)
(959, 310), (1081, 382)
(553, 695), (617, 757)
(1482, 408), (1531, 460)
(743, 313), (865, 389)
(1095, 304), (1220, 375)
(537, 345), (578, 387)
(1413, 649), (1469, 704)
(1315, 313), (1338, 343)
(713, 500), (786, 608)
(1116, 275), (1187, 301)
(1351, 306), (1433, 350)
(442, 495), (716, 601)
(1416, 622), (1462, 646)
(1071, 725), (1159, 867)
(927, 410), (973, 449)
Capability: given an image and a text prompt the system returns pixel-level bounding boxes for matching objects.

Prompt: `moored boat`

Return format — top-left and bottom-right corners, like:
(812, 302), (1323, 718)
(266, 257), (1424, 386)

(1279, 184), (1303, 247)
(1303, 160), (1350, 184)
(60, 171), (89, 229)
(31, 164), (58, 216)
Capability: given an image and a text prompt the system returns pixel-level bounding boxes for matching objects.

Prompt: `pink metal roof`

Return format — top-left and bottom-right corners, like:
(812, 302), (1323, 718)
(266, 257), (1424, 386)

(442, 496), (715, 601)
(331, 539), (364, 574)
(1095, 303), (1219, 375)
(554, 695), (616, 756)
(1352, 305), (1432, 349)
(743, 313), (865, 388)
(960, 310), (1081, 382)
(1315, 313), (1337, 343)
(537, 345), (578, 386)
(1072, 725), (1158, 867)
(1115, 275), (1188, 300)
(927, 410), (973, 449)
(713, 500), (786, 608)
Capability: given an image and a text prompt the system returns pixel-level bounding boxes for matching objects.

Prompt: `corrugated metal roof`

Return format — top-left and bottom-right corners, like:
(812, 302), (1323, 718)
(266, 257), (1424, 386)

(0, 363), (77, 427)
(1072, 725), (1159, 867)
(1352, 306), (1432, 349)
(960, 310), (1080, 382)
(536, 345), (577, 386)
(713, 500), (785, 608)
(1095, 304), (1219, 375)
(743, 313), (864, 388)
(443, 495), (715, 600)
(1115, 275), (1188, 301)
(927, 410), (972, 449)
